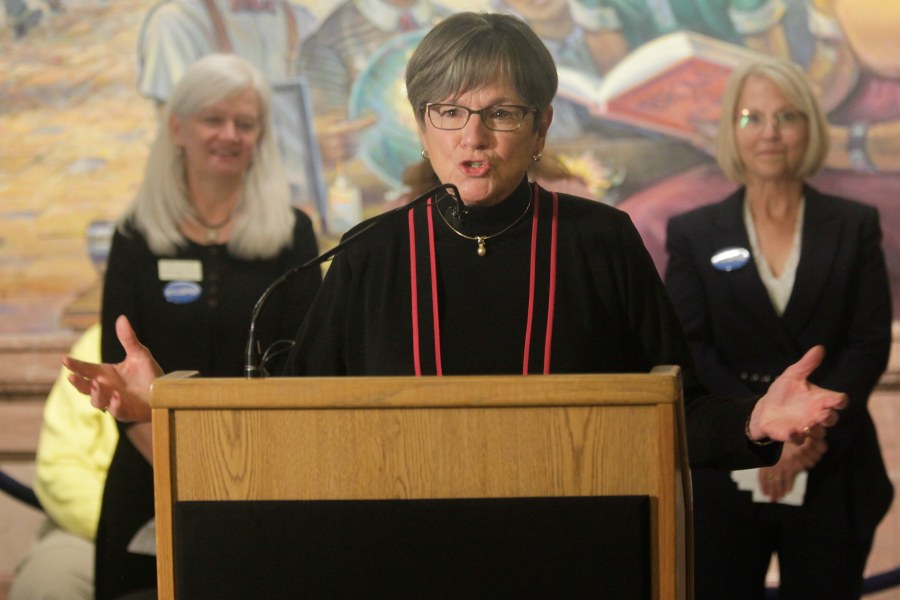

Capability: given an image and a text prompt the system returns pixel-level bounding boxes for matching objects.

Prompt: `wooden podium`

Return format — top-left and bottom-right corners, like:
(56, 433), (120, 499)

(150, 369), (692, 599)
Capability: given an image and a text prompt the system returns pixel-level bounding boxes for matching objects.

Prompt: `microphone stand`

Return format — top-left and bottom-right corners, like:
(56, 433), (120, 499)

(244, 182), (461, 378)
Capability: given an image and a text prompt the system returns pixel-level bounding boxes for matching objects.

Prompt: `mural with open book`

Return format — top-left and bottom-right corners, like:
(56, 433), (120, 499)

(1, 0), (899, 335)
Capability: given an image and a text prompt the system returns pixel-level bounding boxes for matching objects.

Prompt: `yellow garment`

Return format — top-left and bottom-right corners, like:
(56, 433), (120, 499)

(33, 324), (118, 541)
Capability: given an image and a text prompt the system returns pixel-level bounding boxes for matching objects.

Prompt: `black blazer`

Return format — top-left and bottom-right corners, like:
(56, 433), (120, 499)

(665, 184), (893, 538)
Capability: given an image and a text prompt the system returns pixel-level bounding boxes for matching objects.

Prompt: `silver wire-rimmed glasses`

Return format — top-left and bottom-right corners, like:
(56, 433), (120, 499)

(736, 108), (807, 132)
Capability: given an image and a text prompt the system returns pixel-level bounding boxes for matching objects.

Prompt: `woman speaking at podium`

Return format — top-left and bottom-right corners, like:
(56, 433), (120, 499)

(68, 13), (844, 482)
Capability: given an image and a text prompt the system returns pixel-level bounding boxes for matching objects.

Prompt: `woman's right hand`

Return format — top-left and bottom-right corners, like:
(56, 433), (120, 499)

(759, 429), (828, 501)
(63, 315), (162, 423)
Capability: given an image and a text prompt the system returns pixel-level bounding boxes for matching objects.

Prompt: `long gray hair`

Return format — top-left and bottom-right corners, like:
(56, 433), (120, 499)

(123, 53), (295, 259)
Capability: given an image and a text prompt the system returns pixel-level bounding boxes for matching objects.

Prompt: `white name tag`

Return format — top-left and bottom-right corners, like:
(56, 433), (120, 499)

(158, 259), (203, 282)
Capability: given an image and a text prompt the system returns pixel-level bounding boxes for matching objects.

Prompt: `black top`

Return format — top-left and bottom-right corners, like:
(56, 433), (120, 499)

(96, 207), (321, 600)
(287, 179), (778, 470)
(666, 185), (893, 537)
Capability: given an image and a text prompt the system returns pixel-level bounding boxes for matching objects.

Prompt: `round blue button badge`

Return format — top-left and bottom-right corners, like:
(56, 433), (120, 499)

(710, 247), (751, 272)
(163, 281), (202, 304)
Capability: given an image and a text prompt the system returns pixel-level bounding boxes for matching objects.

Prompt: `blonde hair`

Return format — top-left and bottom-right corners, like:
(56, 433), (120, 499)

(124, 53), (295, 259)
(715, 56), (829, 184)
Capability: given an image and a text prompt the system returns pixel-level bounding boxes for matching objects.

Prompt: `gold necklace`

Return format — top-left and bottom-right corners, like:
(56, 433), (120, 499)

(191, 210), (233, 243)
(436, 193), (532, 257)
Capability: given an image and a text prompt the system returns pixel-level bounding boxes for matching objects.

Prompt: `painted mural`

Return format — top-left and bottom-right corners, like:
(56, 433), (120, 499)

(1, 0), (898, 336)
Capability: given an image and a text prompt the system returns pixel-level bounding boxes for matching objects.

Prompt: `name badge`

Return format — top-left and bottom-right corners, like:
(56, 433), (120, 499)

(158, 259), (202, 282)
(710, 247), (750, 272)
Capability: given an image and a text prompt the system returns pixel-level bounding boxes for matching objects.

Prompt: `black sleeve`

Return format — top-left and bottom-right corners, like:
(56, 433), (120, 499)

(614, 211), (780, 469)
(101, 228), (143, 364)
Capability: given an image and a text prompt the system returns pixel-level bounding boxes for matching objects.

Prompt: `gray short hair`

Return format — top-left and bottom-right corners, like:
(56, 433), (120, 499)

(405, 12), (558, 132)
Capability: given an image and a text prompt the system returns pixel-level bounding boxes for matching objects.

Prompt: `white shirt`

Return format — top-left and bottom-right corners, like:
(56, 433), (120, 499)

(743, 197), (804, 316)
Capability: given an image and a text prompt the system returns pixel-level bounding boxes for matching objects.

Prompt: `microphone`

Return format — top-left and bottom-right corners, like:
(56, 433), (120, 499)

(448, 201), (466, 225)
(244, 182), (461, 378)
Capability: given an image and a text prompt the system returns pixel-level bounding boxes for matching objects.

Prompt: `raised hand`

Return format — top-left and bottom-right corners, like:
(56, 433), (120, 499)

(748, 345), (846, 443)
(63, 315), (162, 423)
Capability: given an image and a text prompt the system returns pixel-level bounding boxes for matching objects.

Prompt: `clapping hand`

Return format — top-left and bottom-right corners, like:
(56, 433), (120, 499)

(759, 429), (828, 501)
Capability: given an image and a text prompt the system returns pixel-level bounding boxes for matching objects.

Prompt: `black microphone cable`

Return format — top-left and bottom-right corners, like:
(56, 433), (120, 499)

(244, 182), (461, 378)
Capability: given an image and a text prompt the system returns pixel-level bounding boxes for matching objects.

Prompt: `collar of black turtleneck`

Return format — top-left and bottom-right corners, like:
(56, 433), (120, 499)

(440, 177), (532, 238)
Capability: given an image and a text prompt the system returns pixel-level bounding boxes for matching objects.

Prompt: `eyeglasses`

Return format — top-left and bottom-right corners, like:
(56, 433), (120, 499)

(424, 103), (537, 131)
(736, 108), (807, 132)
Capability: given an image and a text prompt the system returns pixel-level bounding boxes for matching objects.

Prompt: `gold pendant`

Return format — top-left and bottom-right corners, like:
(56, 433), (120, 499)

(206, 228), (218, 243)
(476, 237), (487, 257)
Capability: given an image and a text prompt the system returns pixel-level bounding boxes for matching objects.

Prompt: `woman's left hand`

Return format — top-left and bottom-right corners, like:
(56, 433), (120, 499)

(747, 345), (846, 443)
